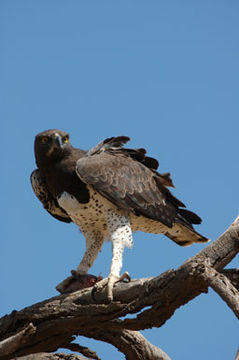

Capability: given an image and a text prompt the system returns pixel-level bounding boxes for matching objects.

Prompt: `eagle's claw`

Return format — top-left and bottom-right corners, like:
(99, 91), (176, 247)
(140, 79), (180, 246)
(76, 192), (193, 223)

(92, 271), (131, 301)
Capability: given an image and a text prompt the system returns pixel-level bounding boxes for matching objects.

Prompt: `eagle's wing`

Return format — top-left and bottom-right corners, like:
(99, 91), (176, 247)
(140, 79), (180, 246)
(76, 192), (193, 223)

(30, 169), (72, 223)
(86, 135), (160, 171)
(76, 149), (187, 228)
(86, 136), (131, 156)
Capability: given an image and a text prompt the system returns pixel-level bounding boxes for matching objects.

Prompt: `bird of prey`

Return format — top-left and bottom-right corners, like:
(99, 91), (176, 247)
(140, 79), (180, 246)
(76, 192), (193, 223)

(31, 129), (208, 300)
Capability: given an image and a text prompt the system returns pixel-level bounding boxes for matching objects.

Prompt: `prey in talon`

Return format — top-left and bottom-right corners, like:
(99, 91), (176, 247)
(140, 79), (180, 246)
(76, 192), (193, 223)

(31, 129), (208, 301)
(56, 272), (103, 294)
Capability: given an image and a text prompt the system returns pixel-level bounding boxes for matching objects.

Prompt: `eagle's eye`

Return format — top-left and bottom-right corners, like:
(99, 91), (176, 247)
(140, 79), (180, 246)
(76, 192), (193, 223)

(41, 136), (49, 144)
(63, 135), (69, 143)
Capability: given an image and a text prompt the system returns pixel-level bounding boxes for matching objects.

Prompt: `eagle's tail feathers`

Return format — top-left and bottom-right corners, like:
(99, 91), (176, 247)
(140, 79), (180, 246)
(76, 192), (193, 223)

(165, 223), (209, 247)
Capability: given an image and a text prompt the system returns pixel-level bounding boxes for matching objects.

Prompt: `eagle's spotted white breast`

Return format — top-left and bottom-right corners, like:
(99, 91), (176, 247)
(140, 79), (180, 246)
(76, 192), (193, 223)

(57, 186), (186, 247)
(31, 130), (208, 300)
(58, 187), (134, 248)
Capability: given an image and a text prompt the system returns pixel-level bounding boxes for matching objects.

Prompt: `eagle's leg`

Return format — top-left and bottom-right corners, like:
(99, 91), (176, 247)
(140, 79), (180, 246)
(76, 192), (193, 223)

(56, 230), (104, 294)
(76, 230), (104, 275)
(93, 210), (133, 301)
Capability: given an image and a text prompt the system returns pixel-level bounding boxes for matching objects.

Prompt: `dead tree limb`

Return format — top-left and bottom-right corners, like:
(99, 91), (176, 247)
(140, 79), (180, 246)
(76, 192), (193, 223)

(201, 266), (239, 318)
(12, 354), (87, 360)
(0, 215), (238, 360)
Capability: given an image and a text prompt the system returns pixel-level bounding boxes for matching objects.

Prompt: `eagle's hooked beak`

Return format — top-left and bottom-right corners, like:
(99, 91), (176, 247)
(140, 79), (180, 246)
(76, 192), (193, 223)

(54, 133), (64, 147)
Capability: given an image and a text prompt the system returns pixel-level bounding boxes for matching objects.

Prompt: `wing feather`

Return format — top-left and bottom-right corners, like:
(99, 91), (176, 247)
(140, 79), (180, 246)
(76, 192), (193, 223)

(30, 169), (71, 223)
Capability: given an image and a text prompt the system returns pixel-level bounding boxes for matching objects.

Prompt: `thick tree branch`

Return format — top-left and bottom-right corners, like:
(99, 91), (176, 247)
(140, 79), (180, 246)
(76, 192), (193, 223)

(0, 216), (238, 360)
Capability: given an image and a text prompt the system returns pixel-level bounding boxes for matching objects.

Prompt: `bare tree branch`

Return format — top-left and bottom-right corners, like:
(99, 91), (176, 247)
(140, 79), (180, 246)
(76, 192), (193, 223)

(0, 323), (36, 357)
(13, 353), (88, 360)
(79, 329), (171, 360)
(0, 215), (238, 360)
(62, 342), (100, 360)
(201, 266), (239, 318)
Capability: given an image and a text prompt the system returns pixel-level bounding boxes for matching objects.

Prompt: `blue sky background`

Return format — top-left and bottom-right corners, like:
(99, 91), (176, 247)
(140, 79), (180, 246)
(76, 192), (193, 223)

(1, 1), (238, 359)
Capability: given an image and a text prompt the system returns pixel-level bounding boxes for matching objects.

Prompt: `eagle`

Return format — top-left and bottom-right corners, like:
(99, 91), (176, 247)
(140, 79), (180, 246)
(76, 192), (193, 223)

(31, 129), (208, 300)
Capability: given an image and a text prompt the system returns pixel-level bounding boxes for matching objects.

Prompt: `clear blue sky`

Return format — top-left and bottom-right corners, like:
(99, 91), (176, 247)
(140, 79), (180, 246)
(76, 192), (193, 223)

(1, 1), (238, 359)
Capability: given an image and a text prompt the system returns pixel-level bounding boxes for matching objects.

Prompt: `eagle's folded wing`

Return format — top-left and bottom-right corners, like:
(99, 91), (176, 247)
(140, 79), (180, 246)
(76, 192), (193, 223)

(30, 169), (72, 223)
(75, 151), (185, 228)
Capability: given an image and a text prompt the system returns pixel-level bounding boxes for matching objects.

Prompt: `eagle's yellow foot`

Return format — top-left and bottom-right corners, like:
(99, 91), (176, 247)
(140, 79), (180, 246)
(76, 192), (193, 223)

(92, 271), (131, 301)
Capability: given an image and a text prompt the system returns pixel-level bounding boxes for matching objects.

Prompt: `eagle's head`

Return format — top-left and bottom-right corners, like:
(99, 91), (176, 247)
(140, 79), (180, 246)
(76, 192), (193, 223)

(34, 129), (71, 167)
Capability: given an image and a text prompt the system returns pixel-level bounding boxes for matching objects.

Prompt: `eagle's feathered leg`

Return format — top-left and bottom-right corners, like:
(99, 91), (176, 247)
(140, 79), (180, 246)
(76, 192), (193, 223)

(76, 230), (104, 275)
(56, 230), (104, 294)
(93, 210), (132, 301)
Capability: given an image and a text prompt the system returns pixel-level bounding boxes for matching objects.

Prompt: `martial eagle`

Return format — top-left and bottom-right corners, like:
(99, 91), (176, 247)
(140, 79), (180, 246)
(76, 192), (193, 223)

(31, 129), (208, 300)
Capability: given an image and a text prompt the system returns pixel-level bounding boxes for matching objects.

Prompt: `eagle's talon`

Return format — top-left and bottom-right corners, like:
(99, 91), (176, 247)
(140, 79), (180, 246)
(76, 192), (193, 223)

(93, 277), (109, 291)
(92, 272), (131, 301)
(119, 271), (131, 283)
(91, 277), (109, 302)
